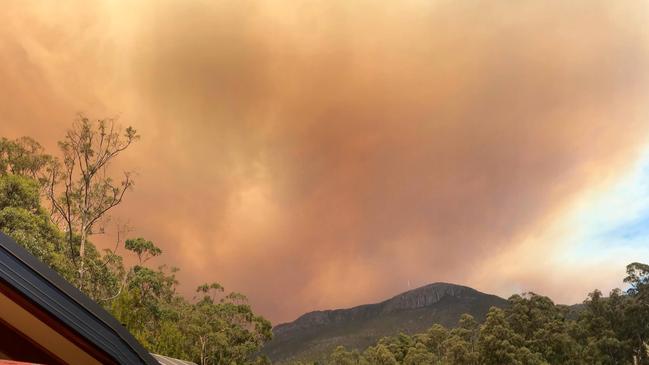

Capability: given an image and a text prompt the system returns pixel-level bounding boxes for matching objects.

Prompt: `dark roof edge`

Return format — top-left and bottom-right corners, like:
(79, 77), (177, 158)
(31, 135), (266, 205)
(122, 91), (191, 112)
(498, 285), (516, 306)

(0, 232), (158, 365)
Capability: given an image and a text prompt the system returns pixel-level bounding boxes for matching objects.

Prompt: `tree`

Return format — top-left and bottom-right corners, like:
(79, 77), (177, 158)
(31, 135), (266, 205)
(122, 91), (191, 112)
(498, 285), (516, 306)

(363, 344), (398, 365)
(47, 115), (139, 290)
(403, 343), (435, 365)
(329, 346), (366, 365)
(1, 128), (274, 364)
(422, 314), (478, 364)
(423, 324), (449, 359)
(506, 293), (581, 364)
(478, 307), (533, 365)
(0, 137), (55, 184)
(443, 335), (476, 365)
(625, 262), (649, 298)
(444, 313), (479, 364)
(579, 289), (633, 365)
(111, 263), (191, 355)
(0, 138), (66, 272)
(185, 283), (273, 365)
(378, 333), (414, 363)
(125, 237), (163, 264)
(0, 174), (70, 276)
(623, 263), (649, 364)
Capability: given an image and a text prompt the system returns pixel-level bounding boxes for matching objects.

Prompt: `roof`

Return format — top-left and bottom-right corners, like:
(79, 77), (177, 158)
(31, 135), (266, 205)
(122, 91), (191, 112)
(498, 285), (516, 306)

(152, 353), (198, 365)
(0, 232), (159, 365)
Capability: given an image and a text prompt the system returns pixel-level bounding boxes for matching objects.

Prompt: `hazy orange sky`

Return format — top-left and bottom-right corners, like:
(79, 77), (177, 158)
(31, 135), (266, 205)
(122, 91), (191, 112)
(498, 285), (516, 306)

(2, 0), (649, 323)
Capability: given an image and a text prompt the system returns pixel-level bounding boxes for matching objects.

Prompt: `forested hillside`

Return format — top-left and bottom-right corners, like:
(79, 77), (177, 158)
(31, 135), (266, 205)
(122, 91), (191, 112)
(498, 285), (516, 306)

(0, 117), (272, 365)
(264, 283), (507, 362)
(284, 268), (649, 365)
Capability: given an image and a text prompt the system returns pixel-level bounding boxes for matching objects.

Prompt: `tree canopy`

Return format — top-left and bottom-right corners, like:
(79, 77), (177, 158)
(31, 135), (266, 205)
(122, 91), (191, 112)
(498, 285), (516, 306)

(289, 277), (649, 365)
(0, 122), (272, 365)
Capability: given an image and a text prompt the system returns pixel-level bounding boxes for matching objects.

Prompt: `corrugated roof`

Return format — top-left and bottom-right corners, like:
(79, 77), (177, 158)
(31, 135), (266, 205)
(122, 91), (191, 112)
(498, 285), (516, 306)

(151, 353), (198, 365)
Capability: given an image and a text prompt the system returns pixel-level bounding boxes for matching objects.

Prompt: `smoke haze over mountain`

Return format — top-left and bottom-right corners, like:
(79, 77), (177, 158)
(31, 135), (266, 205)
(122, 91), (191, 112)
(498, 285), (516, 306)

(2, 0), (649, 322)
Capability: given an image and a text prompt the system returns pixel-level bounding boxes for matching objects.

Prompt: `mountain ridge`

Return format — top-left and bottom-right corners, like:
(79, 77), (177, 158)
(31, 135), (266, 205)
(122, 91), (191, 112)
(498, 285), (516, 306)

(263, 282), (508, 363)
(273, 282), (490, 333)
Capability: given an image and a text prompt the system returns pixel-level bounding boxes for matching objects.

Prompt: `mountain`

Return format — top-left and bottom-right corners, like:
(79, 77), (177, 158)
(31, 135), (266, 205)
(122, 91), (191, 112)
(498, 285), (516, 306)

(261, 283), (508, 363)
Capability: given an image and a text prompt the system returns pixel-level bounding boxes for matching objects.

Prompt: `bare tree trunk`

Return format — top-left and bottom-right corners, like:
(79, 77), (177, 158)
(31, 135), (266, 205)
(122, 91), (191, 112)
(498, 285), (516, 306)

(200, 336), (207, 365)
(79, 222), (86, 289)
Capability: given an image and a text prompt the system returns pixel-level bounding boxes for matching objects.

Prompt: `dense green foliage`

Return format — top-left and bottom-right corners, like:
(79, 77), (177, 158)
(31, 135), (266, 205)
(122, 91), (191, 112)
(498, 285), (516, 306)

(0, 128), (272, 365)
(288, 265), (649, 365)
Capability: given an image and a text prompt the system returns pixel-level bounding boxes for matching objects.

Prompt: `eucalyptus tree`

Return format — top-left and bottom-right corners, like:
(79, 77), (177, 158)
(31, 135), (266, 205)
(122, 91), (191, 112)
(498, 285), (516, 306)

(0, 136), (54, 183)
(0, 174), (67, 273)
(47, 115), (139, 289)
(1, 128), (275, 364)
(329, 346), (367, 365)
(363, 344), (398, 365)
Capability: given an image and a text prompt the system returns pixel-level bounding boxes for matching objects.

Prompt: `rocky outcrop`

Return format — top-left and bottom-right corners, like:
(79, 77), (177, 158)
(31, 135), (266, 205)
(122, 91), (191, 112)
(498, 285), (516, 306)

(264, 283), (507, 363)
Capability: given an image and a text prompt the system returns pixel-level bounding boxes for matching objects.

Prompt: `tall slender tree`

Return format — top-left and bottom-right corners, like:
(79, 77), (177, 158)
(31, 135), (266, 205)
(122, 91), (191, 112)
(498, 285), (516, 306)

(48, 115), (139, 289)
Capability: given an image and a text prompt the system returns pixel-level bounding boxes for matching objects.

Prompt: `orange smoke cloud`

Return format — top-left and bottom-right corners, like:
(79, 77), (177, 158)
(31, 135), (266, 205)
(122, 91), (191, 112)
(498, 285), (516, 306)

(1, 0), (649, 322)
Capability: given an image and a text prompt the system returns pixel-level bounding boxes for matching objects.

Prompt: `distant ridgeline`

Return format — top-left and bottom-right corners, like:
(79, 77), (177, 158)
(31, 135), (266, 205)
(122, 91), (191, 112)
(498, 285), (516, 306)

(263, 283), (507, 363)
(262, 275), (649, 365)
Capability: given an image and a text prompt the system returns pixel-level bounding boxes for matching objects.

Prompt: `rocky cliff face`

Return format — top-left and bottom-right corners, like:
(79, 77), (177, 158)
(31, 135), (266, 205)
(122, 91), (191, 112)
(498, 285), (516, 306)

(381, 283), (481, 312)
(264, 283), (507, 363)
(274, 283), (483, 335)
